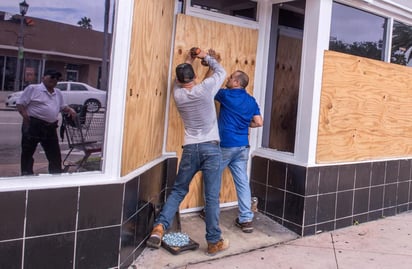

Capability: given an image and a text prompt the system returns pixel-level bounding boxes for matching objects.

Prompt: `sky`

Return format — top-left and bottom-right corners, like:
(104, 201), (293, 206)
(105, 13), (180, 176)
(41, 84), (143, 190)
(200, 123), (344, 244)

(330, 2), (386, 44)
(0, 0), (114, 32)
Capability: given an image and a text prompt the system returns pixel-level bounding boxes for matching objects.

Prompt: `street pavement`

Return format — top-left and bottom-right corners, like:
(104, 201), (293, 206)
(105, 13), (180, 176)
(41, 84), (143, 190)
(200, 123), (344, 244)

(133, 208), (412, 269)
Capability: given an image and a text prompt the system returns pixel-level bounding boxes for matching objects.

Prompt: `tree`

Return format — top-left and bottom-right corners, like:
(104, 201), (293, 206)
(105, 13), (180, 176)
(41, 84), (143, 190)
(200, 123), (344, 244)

(391, 21), (412, 66)
(329, 40), (383, 61)
(77, 17), (93, 29)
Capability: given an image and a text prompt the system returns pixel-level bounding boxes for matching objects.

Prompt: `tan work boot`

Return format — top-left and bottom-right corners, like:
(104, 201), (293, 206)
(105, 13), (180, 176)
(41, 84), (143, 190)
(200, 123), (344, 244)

(206, 238), (229, 256)
(146, 223), (164, 249)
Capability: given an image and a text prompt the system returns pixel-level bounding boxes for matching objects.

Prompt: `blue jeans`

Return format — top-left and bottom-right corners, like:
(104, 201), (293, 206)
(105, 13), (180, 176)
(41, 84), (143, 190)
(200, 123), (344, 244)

(221, 146), (254, 223)
(155, 142), (223, 243)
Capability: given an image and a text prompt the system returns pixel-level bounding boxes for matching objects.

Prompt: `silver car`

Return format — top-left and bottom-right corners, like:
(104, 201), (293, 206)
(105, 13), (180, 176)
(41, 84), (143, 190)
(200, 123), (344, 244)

(5, 81), (107, 113)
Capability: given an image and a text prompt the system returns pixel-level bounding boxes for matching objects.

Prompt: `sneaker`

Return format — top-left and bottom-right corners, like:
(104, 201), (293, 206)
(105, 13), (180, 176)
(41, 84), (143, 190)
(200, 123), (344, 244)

(146, 223), (164, 249)
(199, 209), (206, 220)
(206, 238), (229, 256)
(235, 218), (254, 233)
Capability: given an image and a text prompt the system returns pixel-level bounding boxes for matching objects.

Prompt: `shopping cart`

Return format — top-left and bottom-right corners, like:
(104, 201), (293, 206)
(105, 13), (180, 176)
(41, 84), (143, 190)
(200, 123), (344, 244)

(61, 108), (105, 172)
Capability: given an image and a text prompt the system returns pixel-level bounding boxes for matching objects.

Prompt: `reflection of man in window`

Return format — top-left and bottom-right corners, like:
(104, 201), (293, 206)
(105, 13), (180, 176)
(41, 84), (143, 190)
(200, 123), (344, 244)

(24, 67), (36, 88)
(16, 69), (76, 175)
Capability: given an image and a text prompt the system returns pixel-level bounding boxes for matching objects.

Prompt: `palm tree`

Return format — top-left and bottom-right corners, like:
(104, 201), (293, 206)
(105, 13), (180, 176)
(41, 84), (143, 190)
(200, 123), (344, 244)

(77, 16), (93, 29)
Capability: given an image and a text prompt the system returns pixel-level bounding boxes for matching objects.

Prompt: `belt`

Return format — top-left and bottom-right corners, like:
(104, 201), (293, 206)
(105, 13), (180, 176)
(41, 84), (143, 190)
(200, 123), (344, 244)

(182, 141), (219, 148)
(203, 140), (219, 145)
(30, 117), (58, 127)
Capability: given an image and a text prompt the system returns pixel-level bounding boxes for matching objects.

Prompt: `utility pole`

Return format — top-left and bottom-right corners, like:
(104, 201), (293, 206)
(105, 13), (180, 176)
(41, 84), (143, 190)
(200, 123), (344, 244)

(100, 0), (110, 91)
(14, 1), (29, 92)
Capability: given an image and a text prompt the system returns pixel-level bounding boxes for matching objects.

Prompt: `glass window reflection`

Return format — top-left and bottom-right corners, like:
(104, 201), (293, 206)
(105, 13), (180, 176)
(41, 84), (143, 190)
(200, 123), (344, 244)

(0, 0), (113, 177)
(391, 21), (412, 67)
(329, 2), (386, 61)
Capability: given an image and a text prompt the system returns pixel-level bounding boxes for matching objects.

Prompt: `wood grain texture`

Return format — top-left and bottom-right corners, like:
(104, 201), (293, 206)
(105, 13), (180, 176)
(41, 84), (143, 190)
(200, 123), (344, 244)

(269, 34), (302, 152)
(166, 14), (258, 209)
(317, 50), (412, 163)
(121, 0), (175, 176)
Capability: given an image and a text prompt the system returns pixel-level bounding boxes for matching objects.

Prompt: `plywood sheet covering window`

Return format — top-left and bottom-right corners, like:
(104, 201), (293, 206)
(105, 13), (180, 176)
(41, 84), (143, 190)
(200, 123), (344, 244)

(166, 14), (258, 209)
(317, 50), (412, 163)
(121, 0), (175, 176)
(269, 34), (302, 152)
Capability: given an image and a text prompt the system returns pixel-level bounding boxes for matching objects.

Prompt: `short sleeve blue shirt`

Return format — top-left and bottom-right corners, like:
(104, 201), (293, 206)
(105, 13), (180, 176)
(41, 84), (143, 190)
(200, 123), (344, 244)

(215, 88), (261, 147)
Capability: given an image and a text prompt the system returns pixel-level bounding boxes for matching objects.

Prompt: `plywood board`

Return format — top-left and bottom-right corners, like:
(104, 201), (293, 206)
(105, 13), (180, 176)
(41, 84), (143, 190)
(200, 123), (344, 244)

(166, 14), (258, 209)
(317, 50), (412, 163)
(121, 0), (175, 176)
(269, 34), (302, 152)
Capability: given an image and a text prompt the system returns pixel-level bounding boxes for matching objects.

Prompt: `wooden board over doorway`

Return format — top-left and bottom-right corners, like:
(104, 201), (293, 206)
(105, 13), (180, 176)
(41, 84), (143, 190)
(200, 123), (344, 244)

(166, 14), (258, 210)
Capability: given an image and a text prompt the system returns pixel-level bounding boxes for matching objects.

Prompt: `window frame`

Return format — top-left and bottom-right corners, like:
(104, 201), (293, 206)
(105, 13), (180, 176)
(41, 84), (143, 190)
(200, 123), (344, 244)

(254, 0), (412, 167)
(0, 0), (134, 190)
(184, 0), (260, 29)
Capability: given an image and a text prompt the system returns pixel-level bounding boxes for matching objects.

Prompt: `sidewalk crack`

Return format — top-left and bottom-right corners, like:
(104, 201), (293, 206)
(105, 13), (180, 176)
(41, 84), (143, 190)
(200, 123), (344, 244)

(331, 233), (339, 269)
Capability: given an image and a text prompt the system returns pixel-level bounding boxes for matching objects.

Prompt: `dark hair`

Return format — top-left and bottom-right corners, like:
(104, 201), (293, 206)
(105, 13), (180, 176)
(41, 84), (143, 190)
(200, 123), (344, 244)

(43, 69), (62, 78)
(176, 63), (195, 83)
(234, 70), (249, 88)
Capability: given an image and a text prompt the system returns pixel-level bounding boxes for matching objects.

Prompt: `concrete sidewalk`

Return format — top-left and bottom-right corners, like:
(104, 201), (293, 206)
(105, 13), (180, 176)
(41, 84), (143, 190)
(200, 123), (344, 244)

(133, 209), (412, 269)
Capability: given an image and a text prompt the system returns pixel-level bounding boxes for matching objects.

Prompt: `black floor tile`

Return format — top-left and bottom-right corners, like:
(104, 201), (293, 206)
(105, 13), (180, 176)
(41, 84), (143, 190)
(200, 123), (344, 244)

(76, 226), (121, 269)
(24, 233), (75, 269)
(284, 192), (304, 225)
(369, 186), (384, 211)
(26, 188), (78, 236)
(78, 184), (123, 229)
(338, 165), (355, 191)
(317, 193), (336, 223)
(336, 190), (353, 219)
(319, 166), (338, 194)
(0, 239), (22, 269)
(0, 191), (26, 240)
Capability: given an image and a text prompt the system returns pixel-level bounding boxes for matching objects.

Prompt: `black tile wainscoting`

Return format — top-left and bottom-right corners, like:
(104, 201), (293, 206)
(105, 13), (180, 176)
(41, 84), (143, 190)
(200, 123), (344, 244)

(250, 156), (412, 236)
(0, 157), (177, 269)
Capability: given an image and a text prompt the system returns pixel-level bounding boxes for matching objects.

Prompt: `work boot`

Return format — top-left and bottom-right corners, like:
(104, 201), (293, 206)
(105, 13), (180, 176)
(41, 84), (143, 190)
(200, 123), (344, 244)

(206, 238), (229, 256)
(235, 218), (254, 233)
(146, 223), (164, 249)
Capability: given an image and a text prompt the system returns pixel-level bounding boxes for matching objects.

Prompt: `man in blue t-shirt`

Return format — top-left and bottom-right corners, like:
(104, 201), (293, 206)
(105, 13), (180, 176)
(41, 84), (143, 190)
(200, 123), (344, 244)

(215, 70), (263, 233)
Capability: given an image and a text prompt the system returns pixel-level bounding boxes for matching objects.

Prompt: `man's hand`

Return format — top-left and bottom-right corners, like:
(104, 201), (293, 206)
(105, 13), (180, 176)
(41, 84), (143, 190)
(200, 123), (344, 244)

(208, 49), (221, 62)
(250, 115), (263, 128)
(196, 49), (208, 59)
(63, 106), (77, 119)
(185, 52), (195, 64)
(69, 107), (77, 118)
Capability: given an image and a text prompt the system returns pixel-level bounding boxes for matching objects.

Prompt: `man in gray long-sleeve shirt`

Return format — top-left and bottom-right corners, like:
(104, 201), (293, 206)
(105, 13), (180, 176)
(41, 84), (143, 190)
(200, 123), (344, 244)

(146, 48), (229, 256)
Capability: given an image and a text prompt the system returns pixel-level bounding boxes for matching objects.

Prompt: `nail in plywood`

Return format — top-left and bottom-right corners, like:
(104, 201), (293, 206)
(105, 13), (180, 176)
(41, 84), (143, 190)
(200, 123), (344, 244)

(269, 34), (302, 152)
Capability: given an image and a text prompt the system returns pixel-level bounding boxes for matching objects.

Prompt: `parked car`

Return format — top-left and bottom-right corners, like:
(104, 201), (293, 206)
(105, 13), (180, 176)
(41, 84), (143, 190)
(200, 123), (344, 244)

(4, 92), (21, 108)
(5, 81), (107, 113)
(55, 81), (107, 112)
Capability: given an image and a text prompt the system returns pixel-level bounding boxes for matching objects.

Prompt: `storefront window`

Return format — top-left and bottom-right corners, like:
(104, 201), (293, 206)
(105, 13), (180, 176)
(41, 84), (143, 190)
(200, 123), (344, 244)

(0, 1), (114, 178)
(329, 2), (386, 61)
